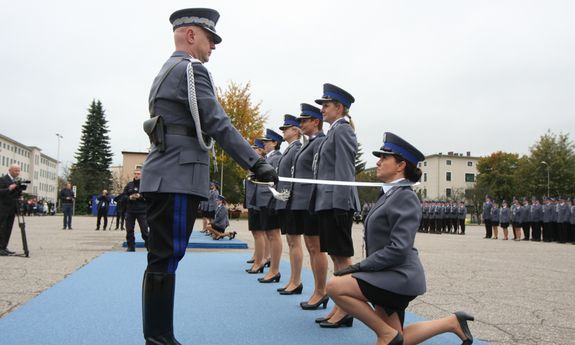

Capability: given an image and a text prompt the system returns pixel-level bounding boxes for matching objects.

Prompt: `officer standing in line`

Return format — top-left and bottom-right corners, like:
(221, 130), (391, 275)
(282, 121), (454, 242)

(482, 196), (493, 239)
(558, 197), (570, 243)
(542, 197), (552, 242)
(275, 115), (304, 294)
(429, 201), (437, 234)
(140, 8), (277, 344)
(420, 201), (429, 233)
(457, 201), (467, 235)
(520, 198), (531, 241)
(123, 169), (149, 252)
(255, 129), (283, 283)
(530, 197), (543, 241)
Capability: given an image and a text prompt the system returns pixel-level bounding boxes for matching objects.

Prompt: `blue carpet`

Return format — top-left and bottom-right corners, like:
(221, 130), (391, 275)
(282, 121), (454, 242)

(122, 231), (248, 249)
(0, 252), (488, 345)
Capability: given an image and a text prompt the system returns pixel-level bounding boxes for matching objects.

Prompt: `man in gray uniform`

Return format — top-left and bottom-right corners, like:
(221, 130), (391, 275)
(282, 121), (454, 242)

(530, 197), (543, 241)
(482, 196), (493, 239)
(140, 8), (277, 344)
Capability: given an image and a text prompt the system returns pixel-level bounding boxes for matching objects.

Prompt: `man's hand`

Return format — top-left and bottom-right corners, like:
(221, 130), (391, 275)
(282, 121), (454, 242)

(333, 263), (361, 276)
(250, 158), (278, 184)
(8, 183), (17, 191)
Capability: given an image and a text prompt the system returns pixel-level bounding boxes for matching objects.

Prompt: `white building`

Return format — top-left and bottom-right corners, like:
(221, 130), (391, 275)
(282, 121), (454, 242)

(414, 151), (480, 201)
(0, 133), (58, 202)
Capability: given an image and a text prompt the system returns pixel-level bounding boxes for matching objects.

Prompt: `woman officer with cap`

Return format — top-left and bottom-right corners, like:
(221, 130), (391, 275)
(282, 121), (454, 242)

(312, 83), (361, 327)
(326, 132), (475, 345)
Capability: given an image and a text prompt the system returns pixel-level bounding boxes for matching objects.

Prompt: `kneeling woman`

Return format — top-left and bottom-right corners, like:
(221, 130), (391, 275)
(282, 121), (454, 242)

(326, 132), (474, 345)
(207, 195), (237, 240)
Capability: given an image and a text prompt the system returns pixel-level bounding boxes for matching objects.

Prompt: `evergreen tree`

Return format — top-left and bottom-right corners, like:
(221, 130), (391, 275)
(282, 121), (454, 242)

(69, 100), (113, 214)
(355, 142), (367, 175)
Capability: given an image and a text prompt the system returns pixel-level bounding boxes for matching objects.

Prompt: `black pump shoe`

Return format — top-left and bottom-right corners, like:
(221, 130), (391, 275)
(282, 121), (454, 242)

(258, 273), (281, 283)
(277, 286), (287, 292)
(319, 315), (353, 328)
(246, 266), (264, 274)
(279, 283), (303, 295)
(389, 331), (404, 345)
(301, 295), (329, 310)
(264, 260), (271, 268)
(246, 259), (255, 264)
(314, 316), (330, 324)
(454, 311), (474, 345)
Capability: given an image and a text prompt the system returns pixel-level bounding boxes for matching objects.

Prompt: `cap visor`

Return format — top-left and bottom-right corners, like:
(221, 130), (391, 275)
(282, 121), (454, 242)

(372, 150), (396, 158)
(204, 27), (222, 44)
(314, 97), (331, 105)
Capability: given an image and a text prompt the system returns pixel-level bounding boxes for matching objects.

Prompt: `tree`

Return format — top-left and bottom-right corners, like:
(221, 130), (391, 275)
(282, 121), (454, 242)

(356, 167), (380, 206)
(212, 82), (267, 205)
(474, 151), (521, 202)
(514, 131), (575, 197)
(69, 100), (113, 214)
(355, 142), (367, 175)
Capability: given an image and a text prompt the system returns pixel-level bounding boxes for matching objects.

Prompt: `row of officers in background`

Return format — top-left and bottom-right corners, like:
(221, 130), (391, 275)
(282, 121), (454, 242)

(419, 201), (467, 235)
(482, 196), (575, 243)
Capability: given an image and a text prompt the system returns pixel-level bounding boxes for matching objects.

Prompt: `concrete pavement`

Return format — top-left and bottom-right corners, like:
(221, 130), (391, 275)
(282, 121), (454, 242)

(1, 215), (574, 344)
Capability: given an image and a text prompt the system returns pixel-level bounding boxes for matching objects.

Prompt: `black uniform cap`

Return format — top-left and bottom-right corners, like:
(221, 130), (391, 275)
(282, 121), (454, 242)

(372, 132), (425, 166)
(170, 8), (222, 44)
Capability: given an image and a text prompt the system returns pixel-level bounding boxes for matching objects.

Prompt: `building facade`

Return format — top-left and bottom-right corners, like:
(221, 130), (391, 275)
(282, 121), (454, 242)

(414, 151), (480, 201)
(110, 151), (148, 194)
(0, 133), (58, 202)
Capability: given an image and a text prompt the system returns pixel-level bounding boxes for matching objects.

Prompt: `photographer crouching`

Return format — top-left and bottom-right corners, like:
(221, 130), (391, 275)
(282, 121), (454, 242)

(0, 164), (28, 256)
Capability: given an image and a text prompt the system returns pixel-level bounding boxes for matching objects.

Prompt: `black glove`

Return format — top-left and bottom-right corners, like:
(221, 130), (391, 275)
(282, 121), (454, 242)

(333, 263), (362, 276)
(250, 158), (278, 184)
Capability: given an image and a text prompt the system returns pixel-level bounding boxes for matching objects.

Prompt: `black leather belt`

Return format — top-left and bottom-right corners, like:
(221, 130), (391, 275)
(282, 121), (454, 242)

(165, 125), (196, 137)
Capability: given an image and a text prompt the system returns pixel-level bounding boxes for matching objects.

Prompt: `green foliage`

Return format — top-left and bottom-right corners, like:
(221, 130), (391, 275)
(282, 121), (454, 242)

(356, 167), (380, 206)
(213, 82), (266, 205)
(68, 100), (113, 214)
(475, 151), (520, 202)
(355, 142), (367, 175)
(469, 131), (575, 205)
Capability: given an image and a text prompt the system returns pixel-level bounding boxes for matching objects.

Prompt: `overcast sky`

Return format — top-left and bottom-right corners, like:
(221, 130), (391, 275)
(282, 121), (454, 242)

(1, 0), (573, 170)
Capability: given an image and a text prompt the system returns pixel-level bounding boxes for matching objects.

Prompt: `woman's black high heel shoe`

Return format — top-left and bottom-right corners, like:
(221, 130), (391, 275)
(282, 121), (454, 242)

(246, 259), (255, 264)
(245, 266), (264, 274)
(264, 260), (271, 268)
(257, 272), (281, 283)
(229, 231), (237, 240)
(277, 286), (287, 292)
(389, 331), (404, 345)
(301, 295), (329, 310)
(454, 311), (474, 345)
(319, 314), (353, 328)
(279, 283), (303, 295)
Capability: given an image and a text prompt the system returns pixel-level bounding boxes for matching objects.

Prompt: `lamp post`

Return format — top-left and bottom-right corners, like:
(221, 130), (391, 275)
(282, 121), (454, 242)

(541, 161), (550, 197)
(55, 133), (63, 176)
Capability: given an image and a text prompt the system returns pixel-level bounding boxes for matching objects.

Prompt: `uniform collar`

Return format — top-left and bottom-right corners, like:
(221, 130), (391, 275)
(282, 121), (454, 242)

(382, 178), (405, 194)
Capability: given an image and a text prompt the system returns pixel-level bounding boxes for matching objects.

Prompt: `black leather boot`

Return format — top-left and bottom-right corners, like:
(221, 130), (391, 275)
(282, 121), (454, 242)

(142, 272), (181, 345)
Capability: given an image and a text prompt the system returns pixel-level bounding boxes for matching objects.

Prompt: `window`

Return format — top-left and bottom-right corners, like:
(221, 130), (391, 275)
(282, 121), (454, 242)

(465, 173), (475, 182)
(423, 173), (427, 182)
(423, 161), (427, 167)
(446, 160), (452, 165)
(467, 161), (473, 167)
(135, 164), (143, 170)
(418, 162), (421, 168)
(446, 172), (452, 181)
(446, 188), (452, 198)
(423, 189), (427, 198)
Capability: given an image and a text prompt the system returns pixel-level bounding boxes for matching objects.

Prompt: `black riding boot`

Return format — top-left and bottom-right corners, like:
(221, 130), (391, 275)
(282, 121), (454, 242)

(142, 272), (181, 345)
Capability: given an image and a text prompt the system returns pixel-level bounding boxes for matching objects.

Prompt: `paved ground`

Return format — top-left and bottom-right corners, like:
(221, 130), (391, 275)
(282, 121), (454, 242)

(1, 215), (574, 345)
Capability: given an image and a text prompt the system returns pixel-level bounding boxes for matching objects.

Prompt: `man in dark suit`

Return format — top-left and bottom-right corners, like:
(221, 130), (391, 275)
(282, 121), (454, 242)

(139, 8), (277, 344)
(95, 190), (111, 230)
(0, 164), (21, 256)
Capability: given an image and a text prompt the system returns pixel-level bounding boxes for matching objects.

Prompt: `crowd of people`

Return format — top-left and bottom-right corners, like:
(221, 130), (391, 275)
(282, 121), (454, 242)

(419, 201), (467, 235)
(482, 196), (575, 243)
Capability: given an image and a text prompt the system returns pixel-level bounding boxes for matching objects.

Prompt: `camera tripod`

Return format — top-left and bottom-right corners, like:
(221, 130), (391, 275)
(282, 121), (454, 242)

(14, 203), (30, 257)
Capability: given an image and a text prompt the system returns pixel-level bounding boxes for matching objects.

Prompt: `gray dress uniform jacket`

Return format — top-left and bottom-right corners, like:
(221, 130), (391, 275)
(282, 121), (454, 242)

(499, 207), (511, 224)
(141, 51), (259, 198)
(274, 140), (302, 210)
(482, 201), (492, 221)
(244, 177), (258, 210)
(520, 204), (531, 224)
(558, 203), (570, 223)
(353, 185), (426, 297)
(212, 205), (229, 230)
(254, 150), (282, 209)
(551, 204), (558, 222)
(289, 133), (325, 211)
(314, 119), (360, 212)
(530, 203), (542, 222)
(457, 205), (467, 220)
(542, 204), (552, 223)
(570, 205), (575, 224)
(207, 189), (219, 212)
(490, 207), (499, 222)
